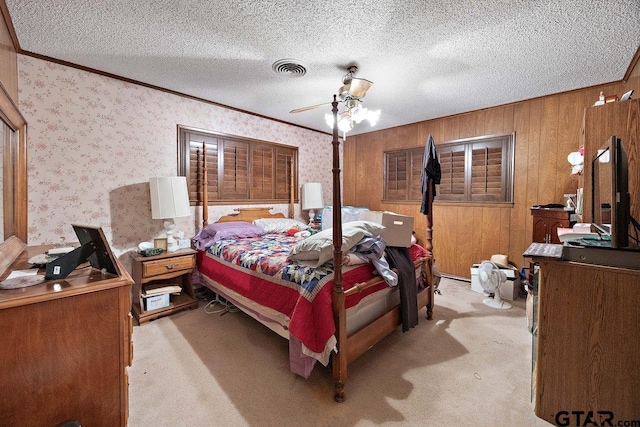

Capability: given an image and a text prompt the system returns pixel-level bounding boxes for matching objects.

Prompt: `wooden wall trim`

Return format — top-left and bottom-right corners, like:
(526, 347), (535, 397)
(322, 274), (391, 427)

(623, 45), (640, 82)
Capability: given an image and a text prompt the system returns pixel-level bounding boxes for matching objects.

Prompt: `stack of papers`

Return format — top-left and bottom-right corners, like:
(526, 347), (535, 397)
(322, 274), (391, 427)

(143, 284), (181, 297)
(557, 228), (601, 243)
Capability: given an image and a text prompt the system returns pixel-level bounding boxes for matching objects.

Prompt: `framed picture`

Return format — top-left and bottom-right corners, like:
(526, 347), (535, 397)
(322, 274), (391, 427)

(153, 238), (168, 251)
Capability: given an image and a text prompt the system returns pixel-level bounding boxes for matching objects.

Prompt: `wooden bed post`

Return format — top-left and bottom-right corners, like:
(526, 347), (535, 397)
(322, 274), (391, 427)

(202, 141), (209, 228)
(330, 95), (347, 402)
(289, 158), (294, 219)
(424, 178), (434, 255)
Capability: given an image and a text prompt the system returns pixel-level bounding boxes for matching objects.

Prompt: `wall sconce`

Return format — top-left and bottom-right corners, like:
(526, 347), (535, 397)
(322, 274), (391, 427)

(149, 176), (191, 252)
(301, 182), (324, 225)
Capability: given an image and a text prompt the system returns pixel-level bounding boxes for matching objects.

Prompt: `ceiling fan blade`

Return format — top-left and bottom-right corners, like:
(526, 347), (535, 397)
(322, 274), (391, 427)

(347, 78), (373, 98)
(289, 102), (332, 114)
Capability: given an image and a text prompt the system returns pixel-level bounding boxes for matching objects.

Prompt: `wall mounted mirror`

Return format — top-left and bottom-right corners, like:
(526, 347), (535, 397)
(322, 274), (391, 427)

(0, 82), (28, 247)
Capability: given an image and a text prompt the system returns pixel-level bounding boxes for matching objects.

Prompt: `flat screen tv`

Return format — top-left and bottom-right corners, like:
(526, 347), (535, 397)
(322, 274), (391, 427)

(591, 136), (630, 248)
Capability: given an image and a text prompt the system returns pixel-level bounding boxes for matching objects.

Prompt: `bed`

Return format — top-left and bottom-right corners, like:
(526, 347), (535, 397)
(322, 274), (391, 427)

(193, 97), (435, 402)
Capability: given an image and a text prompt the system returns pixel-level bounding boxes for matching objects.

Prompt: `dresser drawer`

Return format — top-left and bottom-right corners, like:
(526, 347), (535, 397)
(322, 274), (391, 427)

(142, 255), (194, 278)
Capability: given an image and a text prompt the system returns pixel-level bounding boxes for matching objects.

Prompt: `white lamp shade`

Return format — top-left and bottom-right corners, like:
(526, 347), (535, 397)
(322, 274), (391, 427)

(149, 176), (191, 219)
(301, 182), (324, 210)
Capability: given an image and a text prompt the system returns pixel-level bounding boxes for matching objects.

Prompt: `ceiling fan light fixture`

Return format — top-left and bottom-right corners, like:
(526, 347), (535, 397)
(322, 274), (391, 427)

(366, 109), (381, 126)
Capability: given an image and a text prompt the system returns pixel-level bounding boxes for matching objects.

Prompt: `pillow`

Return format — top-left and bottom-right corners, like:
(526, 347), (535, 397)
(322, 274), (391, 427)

(253, 217), (309, 233)
(288, 221), (385, 268)
(192, 221), (265, 250)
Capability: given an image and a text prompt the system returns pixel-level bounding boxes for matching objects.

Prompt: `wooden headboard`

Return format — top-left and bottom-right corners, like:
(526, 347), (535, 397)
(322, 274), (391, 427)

(216, 207), (286, 223)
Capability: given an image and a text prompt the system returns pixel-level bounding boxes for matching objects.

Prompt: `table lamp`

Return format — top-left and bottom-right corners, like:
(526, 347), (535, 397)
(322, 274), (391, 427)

(149, 176), (191, 252)
(301, 182), (324, 225)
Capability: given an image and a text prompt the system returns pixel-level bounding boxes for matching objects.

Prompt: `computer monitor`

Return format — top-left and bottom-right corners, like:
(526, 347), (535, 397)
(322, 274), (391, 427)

(591, 136), (629, 248)
(45, 225), (120, 280)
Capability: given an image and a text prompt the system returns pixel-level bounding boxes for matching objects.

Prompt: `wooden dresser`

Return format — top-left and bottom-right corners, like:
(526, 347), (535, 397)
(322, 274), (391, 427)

(530, 207), (573, 244)
(532, 257), (640, 424)
(0, 243), (134, 427)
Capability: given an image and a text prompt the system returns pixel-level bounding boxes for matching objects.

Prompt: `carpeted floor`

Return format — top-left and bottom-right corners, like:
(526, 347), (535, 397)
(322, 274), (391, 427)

(128, 278), (552, 426)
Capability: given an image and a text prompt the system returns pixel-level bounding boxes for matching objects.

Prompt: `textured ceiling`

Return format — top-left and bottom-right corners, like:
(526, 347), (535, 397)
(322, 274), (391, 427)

(6, 0), (640, 136)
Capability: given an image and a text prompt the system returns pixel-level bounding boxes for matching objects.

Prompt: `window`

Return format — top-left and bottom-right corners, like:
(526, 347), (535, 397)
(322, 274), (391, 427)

(384, 147), (424, 202)
(383, 133), (514, 203)
(177, 126), (298, 205)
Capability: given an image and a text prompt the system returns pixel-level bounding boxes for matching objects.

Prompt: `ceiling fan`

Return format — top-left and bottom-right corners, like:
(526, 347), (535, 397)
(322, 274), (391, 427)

(290, 66), (380, 134)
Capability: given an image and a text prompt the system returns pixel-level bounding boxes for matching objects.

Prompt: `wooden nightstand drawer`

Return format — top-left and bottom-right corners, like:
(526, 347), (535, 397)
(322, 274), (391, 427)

(142, 255), (194, 278)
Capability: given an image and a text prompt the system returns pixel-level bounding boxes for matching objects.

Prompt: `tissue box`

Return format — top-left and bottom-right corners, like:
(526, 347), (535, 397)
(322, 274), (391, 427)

(359, 211), (414, 247)
(470, 264), (521, 301)
(144, 293), (170, 311)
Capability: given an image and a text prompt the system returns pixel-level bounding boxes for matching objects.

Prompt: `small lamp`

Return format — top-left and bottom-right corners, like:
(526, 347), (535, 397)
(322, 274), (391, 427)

(149, 176), (191, 252)
(301, 182), (324, 225)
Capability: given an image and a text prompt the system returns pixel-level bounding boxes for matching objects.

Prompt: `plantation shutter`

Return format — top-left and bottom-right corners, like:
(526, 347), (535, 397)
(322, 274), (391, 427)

(179, 126), (299, 205)
(187, 134), (218, 205)
(384, 150), (409, 200)
(470, 141), (505, 202)
(251, 143), (274, 199)
(221, 140), (250, 199)
(275, 147), (297, 200)
(438, 145), (466, 201)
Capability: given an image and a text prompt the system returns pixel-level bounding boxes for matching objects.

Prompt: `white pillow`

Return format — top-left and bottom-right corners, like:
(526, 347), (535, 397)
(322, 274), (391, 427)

(288, 221), (385, 268)
(253, 217), (309, 233)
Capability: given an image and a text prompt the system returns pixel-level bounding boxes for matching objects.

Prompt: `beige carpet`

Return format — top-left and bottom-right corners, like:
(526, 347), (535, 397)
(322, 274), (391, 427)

(128, 278), (552, 426)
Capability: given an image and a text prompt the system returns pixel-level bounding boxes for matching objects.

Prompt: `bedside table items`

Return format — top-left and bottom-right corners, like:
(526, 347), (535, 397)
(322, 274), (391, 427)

(301, 182), (324, 225)
(149, 176), (191, 252)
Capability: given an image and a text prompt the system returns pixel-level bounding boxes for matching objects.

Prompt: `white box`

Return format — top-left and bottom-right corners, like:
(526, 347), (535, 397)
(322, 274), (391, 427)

(470, 264), (521, 301)
(359, 211), (414, 247)
(144, 293), (170, 311)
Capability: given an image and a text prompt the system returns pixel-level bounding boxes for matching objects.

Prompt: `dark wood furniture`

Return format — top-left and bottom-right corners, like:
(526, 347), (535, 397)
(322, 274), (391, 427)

(0, 245), (134, 427)
(531, 257), (640, 423)
(132, 248), (198, 324)
(530, 207), (573, 244)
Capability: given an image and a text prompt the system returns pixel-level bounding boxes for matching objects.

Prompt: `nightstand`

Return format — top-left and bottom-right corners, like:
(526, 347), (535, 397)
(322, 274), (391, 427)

(132, 248), (198, 324)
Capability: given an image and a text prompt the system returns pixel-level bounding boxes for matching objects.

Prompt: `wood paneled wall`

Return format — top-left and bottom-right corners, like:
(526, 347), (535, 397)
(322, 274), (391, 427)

(345, 74), (640, 278)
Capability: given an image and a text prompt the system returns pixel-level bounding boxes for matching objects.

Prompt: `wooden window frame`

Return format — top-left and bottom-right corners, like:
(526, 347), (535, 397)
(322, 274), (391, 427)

(383, 133), (515, 204)
(177, 125), (298, 205)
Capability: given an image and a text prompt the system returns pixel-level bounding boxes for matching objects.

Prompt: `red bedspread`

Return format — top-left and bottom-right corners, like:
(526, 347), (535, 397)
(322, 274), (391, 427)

(196, 234), (386, 357)
(195, 234), (428, 375)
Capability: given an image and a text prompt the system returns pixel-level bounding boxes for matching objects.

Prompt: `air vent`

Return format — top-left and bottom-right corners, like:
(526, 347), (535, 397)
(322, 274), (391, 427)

(272, 59), (307, 77)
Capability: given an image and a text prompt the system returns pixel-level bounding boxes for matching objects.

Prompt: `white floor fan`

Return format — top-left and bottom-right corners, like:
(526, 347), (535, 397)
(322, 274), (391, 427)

(477, 261), (512, 309)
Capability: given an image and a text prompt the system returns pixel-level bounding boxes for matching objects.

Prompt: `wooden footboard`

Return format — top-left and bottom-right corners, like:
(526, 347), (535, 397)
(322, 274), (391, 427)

(332, 256), (434, 402)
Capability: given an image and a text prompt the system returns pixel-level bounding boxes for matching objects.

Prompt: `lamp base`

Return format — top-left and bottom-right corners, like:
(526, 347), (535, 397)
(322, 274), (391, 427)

(164, 220), (179, 252)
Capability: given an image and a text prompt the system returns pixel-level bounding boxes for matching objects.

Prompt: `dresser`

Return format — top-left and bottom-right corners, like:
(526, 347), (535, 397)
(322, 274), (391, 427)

(530, 207), (573, 244)
(0, 243), (134, 427)
(531, 257), (640, 424)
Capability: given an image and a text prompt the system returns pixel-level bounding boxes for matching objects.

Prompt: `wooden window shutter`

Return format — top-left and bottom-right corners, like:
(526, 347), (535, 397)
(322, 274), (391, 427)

(408, 148), (424, 201)
(251, 144), (274, 199)
(275, 147), (297, 200)
(187, 134), (218, 205)
(470, 141), (504, 202)
(384, 150), (409, 200)
(438, 145), (466, 201)
(178, 126), (298, 205)
(221, 140), (250, 199)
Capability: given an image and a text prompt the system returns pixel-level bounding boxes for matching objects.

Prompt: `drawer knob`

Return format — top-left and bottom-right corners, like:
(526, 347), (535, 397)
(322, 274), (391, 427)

(165, 264), (176, 270)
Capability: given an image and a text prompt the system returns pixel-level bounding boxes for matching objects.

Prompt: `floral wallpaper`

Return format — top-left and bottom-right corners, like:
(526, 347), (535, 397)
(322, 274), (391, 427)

(17, 55), (337, 263)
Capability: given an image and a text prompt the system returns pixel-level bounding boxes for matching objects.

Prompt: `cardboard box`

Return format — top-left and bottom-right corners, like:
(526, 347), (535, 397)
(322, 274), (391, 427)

(470, 264), (521, 301)
(144, 293), (170, 311)
(360, 211), (414, 247)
